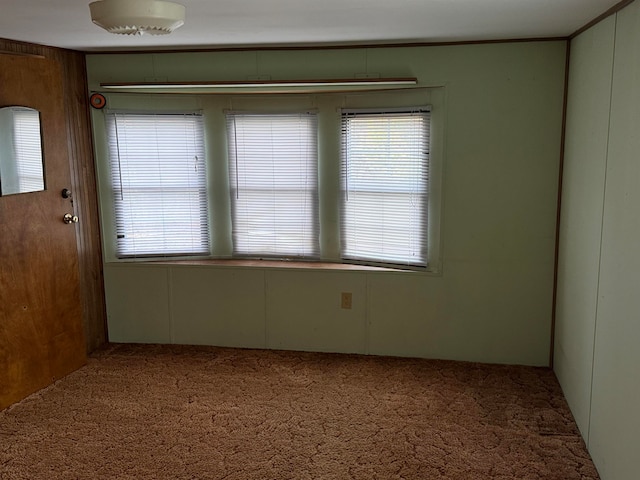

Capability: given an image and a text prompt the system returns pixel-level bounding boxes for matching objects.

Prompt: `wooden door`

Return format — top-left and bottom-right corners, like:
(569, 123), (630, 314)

(0, 54), (86, 410)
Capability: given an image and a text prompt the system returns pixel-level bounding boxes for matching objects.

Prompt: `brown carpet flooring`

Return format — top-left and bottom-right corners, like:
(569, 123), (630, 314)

(0, 344), (599, 479)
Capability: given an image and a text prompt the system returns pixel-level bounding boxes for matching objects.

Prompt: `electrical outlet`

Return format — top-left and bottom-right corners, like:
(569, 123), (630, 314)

(341, 292), (352, 309)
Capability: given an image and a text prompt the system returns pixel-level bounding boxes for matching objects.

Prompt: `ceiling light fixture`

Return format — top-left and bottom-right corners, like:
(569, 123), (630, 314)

(89, 0), (185, 36)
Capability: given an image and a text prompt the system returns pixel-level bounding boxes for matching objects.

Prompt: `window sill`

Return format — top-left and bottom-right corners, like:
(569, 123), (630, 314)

(109, 258), (432, 274)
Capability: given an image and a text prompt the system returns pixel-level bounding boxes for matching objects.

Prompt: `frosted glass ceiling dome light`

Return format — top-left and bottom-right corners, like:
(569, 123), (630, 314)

(89, 0), (185, 36)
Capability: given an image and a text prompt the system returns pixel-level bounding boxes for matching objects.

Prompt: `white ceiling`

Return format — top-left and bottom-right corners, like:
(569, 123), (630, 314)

(0, 0), (621, 52)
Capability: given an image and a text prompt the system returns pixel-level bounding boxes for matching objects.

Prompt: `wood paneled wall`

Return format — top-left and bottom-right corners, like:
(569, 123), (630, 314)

(1, 38), (107, 352)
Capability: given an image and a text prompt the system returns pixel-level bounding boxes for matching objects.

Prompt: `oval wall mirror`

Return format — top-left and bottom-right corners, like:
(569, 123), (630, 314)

(0, 106), (45, 196)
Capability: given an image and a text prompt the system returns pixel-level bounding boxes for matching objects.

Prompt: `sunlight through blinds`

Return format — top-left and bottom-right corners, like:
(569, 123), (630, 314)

(226, 112), (319, 259)
(12, 108), (44, 192)
(106, 112), (210, 258)
(340, 108), (430, 267)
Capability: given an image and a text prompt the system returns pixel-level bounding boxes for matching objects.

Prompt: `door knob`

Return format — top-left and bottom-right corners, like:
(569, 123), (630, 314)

(63, 213), (79, 224)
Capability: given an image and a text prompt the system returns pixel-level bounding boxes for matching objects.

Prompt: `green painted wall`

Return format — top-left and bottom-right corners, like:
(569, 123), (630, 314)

(556, 1), (640, 478)
(87, 40), (566, 366)
(554, 16), (615, 441)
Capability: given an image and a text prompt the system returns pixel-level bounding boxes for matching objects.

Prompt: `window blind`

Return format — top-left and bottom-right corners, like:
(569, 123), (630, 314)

(340, 108), (430, 267)
(12, 108), (44, 192)
(226, 112), (319, 259)
(106, 112), (209, 258)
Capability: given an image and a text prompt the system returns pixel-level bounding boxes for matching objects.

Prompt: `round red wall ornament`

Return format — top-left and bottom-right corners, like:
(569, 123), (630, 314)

(90, 93), (106, 109)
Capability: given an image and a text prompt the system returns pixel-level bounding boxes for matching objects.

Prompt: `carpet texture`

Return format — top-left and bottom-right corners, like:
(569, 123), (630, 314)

(0, 344), (599, 479)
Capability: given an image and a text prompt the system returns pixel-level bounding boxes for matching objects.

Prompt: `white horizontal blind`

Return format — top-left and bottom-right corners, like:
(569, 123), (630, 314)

(226, 112), (319, 258)
(106, 112), (209, 258)
(340, 108), (430, 267)
(12, 108), (44, 192)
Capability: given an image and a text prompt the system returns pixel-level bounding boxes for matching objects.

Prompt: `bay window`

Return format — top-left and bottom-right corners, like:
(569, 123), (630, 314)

(98, 92), (440, 271)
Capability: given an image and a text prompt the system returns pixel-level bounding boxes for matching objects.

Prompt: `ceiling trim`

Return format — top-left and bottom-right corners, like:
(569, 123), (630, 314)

(0, 49), (45, 59)
(84, 36), (568, 55)
(570, 0), (635, 38)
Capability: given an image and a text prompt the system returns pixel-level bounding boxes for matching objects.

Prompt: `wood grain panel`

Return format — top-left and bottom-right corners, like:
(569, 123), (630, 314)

(0, 54), (86, 409)
(53, 48), (108, 353)
(0, 37), (107, 353)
